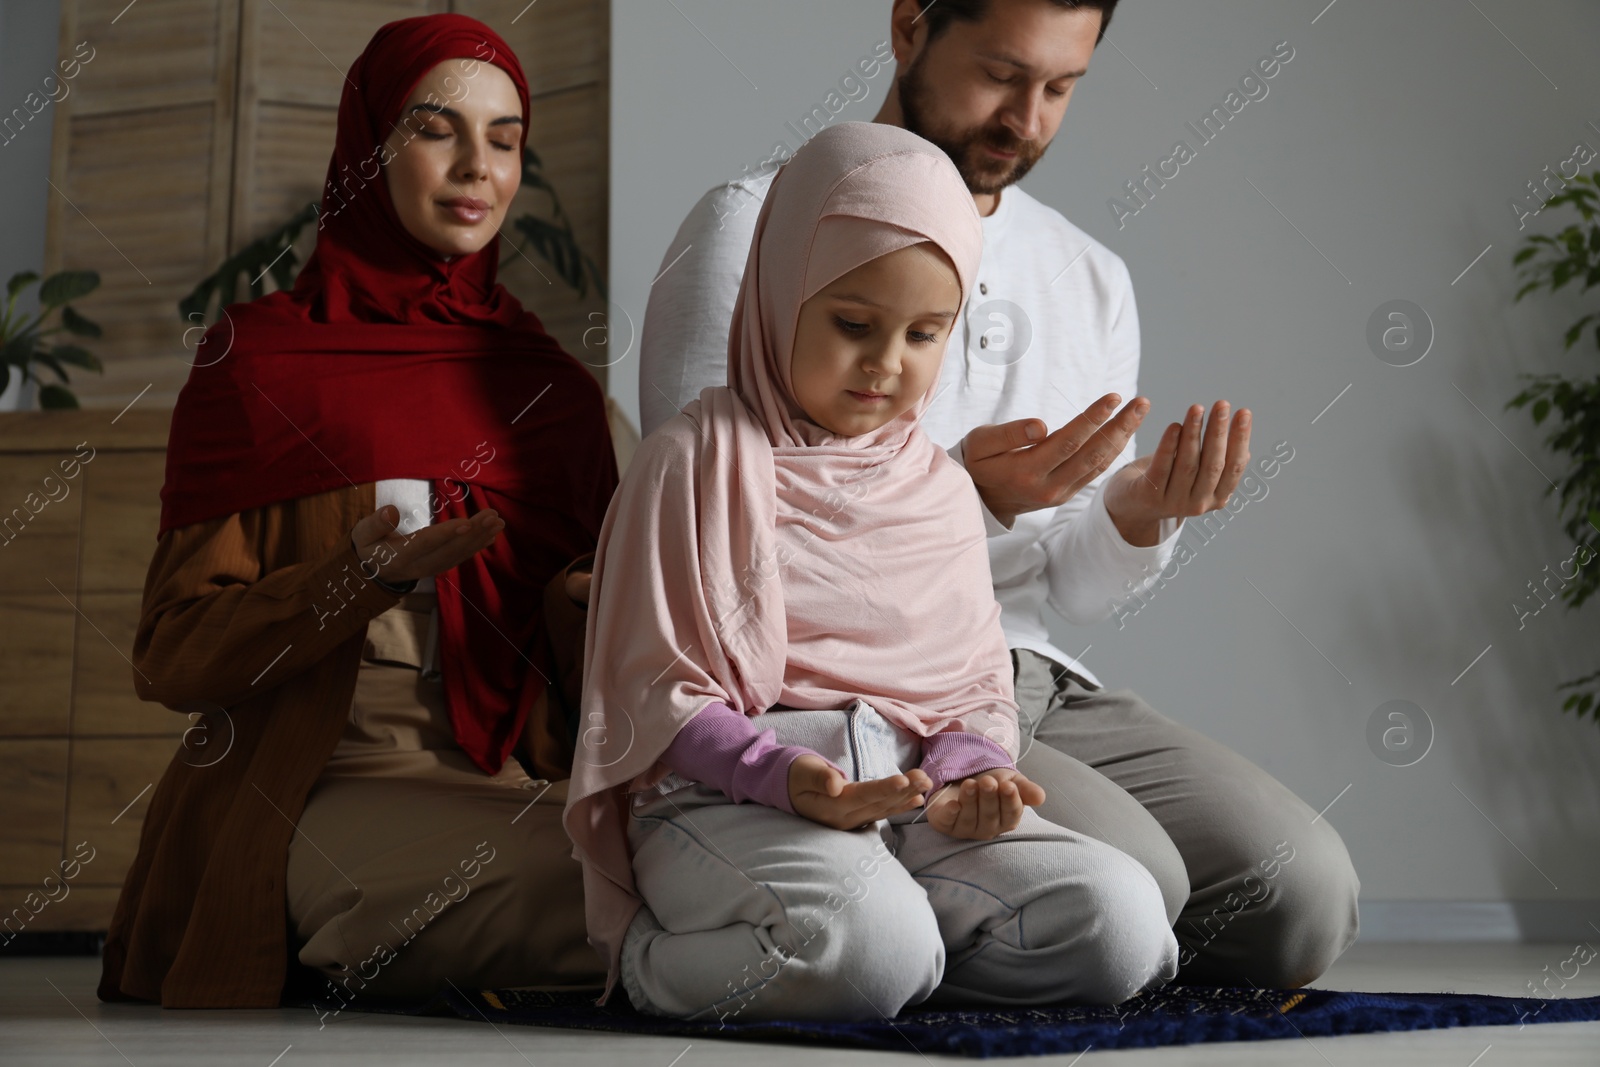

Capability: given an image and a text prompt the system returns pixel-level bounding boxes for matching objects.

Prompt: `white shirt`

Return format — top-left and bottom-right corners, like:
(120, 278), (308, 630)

(638, 173), (1182, 686)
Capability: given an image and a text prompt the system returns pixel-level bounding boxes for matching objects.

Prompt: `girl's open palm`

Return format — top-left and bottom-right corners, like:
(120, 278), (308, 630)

(923, 769), (1045, 840)
(788, 754), (930, 830)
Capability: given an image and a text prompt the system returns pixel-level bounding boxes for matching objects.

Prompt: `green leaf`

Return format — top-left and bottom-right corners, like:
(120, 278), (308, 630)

(37, 383), (78, 409)
(267, 249), (301, 294)
(178, 202), (317, 325)
(519, 171), (556, 201)
(32, 350), (69, 383)
(1565, 315), (1595, 349)
(50, 344), (102, 373)
(6, 271), (39, 300)
(1532, 398), (1551, 424)
(37, 270), (99, 308)
(1, 332), (35, 368)
(1513, 246), (1538, 265)
(59, 305), (102, 338)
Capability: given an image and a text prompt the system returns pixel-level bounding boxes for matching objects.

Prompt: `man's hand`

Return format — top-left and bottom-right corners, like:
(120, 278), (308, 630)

(962, 393), (1150, 529)
(923, 768), (1046, 840)
(1102, 400), (1252, 547)
(789, 754), (931, 830)
(350, 504), (504, 584)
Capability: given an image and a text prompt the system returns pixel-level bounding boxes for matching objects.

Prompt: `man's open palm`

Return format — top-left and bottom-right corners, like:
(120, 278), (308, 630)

(1102, 400), (1252, 545)
(963, 393), (1150, 528)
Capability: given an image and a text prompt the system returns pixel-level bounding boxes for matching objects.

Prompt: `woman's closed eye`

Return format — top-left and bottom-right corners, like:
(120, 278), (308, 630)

(420, 129), (517, 151)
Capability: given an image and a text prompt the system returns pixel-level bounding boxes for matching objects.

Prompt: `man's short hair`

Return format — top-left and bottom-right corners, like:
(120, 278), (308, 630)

(913, 0), (1119, 45)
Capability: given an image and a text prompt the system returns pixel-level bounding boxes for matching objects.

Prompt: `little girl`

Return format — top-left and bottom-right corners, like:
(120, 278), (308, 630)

(565, 122), (1176, 1022)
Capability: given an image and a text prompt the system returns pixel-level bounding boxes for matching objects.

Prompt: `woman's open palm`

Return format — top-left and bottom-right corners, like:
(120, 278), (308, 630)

(350, 504), (504, 584)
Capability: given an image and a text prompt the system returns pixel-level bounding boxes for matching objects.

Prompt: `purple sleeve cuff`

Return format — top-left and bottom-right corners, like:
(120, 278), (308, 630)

(661, 701), (839, 814)
(919, 730), (1016, 794)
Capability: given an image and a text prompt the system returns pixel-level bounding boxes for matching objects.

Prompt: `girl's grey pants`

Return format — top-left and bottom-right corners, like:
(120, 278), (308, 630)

(619, 700), (1179, 1023)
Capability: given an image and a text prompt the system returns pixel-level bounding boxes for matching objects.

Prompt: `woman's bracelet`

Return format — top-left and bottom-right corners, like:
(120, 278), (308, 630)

(372, 573), (419, 595)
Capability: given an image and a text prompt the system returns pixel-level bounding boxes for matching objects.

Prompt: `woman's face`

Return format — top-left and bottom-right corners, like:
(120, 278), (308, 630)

(382, 59), (523, 259)
(789, 242), (962, 437)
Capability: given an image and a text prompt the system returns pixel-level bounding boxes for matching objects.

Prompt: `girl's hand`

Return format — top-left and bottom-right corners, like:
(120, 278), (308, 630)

(350, 504), (504, 584)
(923, 768), (1045, 840)
(789, 754), (930, 830)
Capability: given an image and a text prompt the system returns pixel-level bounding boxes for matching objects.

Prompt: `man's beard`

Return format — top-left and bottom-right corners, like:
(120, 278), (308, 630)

(897, 55), (1050, 195)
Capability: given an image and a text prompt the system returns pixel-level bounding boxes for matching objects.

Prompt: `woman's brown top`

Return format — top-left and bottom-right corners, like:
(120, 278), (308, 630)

(96, 481), (586, 1008)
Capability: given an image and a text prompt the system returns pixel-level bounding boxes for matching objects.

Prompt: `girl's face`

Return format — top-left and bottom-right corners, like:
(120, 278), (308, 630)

(789, 242), (962, 437)
(382, 59), (523, 259)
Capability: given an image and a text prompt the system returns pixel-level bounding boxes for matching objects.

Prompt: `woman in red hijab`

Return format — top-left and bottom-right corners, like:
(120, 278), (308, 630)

(98, 14), (616, 1009)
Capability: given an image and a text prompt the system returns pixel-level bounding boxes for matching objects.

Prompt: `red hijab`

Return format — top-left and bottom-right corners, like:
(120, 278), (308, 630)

(159, 14), (618, 774)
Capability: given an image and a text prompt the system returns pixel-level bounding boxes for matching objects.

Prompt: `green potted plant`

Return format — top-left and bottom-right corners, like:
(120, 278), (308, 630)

(1508, 171), (1600, 723)
(0, 269), (104, 409)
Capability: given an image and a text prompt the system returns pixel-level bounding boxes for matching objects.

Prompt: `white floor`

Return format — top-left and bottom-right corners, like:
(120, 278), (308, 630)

(2, 943), (1598, 1065)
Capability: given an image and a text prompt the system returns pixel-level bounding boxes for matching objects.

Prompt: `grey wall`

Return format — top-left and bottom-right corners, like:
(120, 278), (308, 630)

(0, 0), (62, 409)
(613, 0), (1600, 923)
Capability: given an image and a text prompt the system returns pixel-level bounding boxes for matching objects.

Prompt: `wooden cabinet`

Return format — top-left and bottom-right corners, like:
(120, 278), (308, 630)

(0, 410), (177, 935)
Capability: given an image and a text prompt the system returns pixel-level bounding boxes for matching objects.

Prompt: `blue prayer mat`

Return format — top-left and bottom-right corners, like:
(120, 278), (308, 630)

(318, 984), (1600, 1058)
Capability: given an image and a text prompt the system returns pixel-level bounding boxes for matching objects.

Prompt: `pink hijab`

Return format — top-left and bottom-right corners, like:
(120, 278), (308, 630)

(564, 122), (1019, 997)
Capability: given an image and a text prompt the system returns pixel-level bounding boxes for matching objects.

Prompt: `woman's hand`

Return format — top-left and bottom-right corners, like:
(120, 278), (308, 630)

(565, 567), (593, 605)
(789, 754), (930, 830)
(923, 768), (1045, 840)
(350, 504), (504, 584)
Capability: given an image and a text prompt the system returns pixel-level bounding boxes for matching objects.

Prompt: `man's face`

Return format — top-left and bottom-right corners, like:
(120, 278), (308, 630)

(897, 0), (1102, 195)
